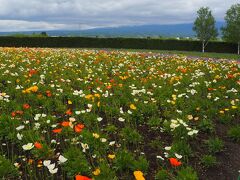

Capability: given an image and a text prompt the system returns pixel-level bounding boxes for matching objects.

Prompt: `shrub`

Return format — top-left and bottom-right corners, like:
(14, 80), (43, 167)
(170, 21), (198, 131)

(0, 155), (18, 178)
(205, 137), (224, 154)
(176, 167), (198, 180)
(0, 37), (237, 54)
(201, 155), (217, 168)
(155, 169), (170, 180)
(228, 126), (240, 142)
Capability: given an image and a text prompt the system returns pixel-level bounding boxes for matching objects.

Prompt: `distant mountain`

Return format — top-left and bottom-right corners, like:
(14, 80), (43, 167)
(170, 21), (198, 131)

(0, 22), (225, 37)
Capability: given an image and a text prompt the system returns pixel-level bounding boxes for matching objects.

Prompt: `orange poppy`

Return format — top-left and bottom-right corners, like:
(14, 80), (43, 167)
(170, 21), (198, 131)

(169, 158), (181, 167)
(75, 175), (92, 180)
(74, 123), (84, 133)
(52, 128), (62, 133)
(61, 121), (70, 127)
(34, 142), (43, 149)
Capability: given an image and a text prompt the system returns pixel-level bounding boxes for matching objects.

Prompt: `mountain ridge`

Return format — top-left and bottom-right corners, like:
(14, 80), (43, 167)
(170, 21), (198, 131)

(0, 22), (224, 37)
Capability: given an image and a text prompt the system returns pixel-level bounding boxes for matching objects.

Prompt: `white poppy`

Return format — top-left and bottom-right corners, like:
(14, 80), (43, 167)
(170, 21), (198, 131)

(58, 155), (68, 164)
(118, 117), (125, 122)
(17, 133), (23, 140)
(22, 143), (34, 150)
(43, 160), (51, 167)
(175, 153), (183, 159)
(97, 117), (103, 122)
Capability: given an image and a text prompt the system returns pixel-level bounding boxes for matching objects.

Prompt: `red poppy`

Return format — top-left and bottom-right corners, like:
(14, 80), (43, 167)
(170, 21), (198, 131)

(46, 90), (52, 97)
(16, 111), (24, 115)
(66, 109), (72, 115)
(169, 158), (181, 167)
(52, 128), (62, 133)
(34, 142), (43, 149)
(208, 88), (214, 91)
(227, 74), (234, 79)
(75, 175), (92, 180)
(109, 79), (114, 83)
(180, 68), (187, 73)
(106, 85), (112, 89)
(29, 69), (37, 76)
(74, 123), (84, 133)
(61, 121), (70, 127)
(23, 103), (30, 109)
(11, 112), (16, 117)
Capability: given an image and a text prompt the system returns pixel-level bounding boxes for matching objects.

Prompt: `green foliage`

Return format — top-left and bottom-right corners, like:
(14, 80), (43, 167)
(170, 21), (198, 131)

(201, 155), (217, 168)
(63, 147), (91, 177)
(95, 162), (117, 180)
(147, 117), (163, 127)
(133, 156), (149, 173)
(222, 3), (240, 54)
(176, 167), (198, 180)
(222, 4), (240, 43)
(193, 7), (218, 52)
(0, 155), (18, 178)
(120, 127), (142, 145)
(149, 139), (163, 150)
(227, 126), (240, 142)
(205, 137), (224, 154)
(171, 140), (192, 158)
(198, 119), (214, 133)
(0, 37), (237, 54)
(114, 150), (135, 173)
(155, 169), (170, 180)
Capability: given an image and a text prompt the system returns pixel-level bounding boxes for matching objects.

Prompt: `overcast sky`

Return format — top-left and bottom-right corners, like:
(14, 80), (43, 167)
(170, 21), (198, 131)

(0, 0), (238, 31)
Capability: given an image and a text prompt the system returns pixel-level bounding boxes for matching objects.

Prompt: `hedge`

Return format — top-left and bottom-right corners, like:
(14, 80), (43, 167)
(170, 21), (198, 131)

(0, 36), (238, 54)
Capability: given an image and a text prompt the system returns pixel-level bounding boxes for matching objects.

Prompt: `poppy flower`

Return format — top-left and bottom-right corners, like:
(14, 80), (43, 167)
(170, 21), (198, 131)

(227, 74), (234, 79)
(75, 175), (92, 180)
(66, 109), (72, 115)
(169, 158), (181, 167)
(23, 103), (30, 109)
(106, 85), (112, 89)
(34, 142), (43, 149)
(61, 121), (70, 127)
(16, 110), (23, 115)
(29, 69), (37, 76)
(133, 171), (145, 180)
(11, 112), (16, 117)
(130, 104), (137, 110)
(22, 143), (34, 150)
(28, 159), (34, 164)
(46, 90), (52, 97)
(74, 123), (84, 133)
(29, 86), (38, 93)
(52, 128), (62, 133)
(108, 154), (116, 159)
(92, 168), (100, 176)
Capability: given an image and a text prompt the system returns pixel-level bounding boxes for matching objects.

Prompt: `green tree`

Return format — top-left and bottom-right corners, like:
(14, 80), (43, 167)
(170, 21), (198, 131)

(222, 4), (240, 55)
(193, 7), (218, 53)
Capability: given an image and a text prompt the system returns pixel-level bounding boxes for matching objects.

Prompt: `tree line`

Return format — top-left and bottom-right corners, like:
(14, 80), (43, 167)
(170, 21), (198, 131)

(193, 4), (240, 54)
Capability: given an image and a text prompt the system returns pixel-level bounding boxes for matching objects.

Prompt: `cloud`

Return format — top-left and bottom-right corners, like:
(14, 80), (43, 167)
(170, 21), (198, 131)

(0, 0), (239, 31)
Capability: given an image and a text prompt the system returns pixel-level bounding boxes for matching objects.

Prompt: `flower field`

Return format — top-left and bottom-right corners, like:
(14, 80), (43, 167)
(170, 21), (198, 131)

(0, 47), (239, 179)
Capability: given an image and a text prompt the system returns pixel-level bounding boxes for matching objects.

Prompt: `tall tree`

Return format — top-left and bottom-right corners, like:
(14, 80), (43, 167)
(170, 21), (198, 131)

(222, 4), (240, 55)
(193, 7), (218, 53)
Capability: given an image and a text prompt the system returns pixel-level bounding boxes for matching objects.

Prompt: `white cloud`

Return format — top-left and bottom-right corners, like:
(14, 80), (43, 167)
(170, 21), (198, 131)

(0, 0), (238, 31)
